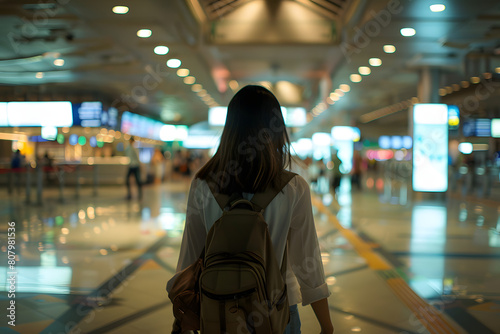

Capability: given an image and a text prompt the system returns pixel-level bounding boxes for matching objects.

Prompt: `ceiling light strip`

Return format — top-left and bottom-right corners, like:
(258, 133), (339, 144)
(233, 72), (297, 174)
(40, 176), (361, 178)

(360, 100), (412, 123)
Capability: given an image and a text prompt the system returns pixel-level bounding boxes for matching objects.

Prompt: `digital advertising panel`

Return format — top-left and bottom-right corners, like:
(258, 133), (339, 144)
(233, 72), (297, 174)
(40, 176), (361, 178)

(0, 102), (7, 126)
(412, 104), (448, 192)
(7, 101), (73, 127)
(492, 119), (500, 138)
(72, 102), (102, 127)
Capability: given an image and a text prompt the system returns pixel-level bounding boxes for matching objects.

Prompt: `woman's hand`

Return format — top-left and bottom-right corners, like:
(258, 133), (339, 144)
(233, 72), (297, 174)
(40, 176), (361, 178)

(320, 323), (334, 334)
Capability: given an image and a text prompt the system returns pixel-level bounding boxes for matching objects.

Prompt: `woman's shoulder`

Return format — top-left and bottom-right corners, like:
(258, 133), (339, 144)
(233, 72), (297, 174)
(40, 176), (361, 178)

(284, 173), (310, 194)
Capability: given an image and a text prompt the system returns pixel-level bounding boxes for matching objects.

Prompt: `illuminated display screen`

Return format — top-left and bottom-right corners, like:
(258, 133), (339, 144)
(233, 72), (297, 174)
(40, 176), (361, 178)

(102, 107), (118, 129)
(121, 111), (165, 141)
(7, 101), (73, 127)
(72, 102), (102, 127)
(41, 126), (57, 140)
(492, 119), (500, 138)
(462, 119), (475, 137)
(475, 118), (491, 137)
(447, 105), (459, 129)
(0, 102), (7, 126)
(283, 107), (307, 127)
(209, 107), (227, 126)
(412, 104), (448, 192)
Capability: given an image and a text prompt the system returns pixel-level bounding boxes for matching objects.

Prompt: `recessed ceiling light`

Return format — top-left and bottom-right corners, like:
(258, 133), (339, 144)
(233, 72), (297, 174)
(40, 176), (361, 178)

(176, 68), (189, 77)
(470, 76), (480, 84)
(112, 6), (129, 14)
(383, 45), (396, 53)
(369, 58), (382, 66)
(154, 46), (169, 55)
(460, 80), (470, 88)
(358, 66), (371, 75)
(184, 76), (196, 85)
(339, 84), (350, 92)
(430, 4), (445, 12)
(329, 93), (340, 101)
(54, 58), (64, 66)
(495, 67), (500, 73)
(137, 29), (152, 38)
(400, 28), (416, 37)
(197, 89), (207, 97)
(166, 59), (181, 68)
(334, 89), (345, 97)
(350, 74), (362, 83)
(35, 72), (44, 79)
(229, 80), (239, 91)
(192, 84), (202, 92)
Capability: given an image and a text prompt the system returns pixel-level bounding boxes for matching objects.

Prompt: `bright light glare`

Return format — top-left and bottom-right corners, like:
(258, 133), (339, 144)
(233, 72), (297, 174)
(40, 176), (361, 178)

(350, 74), (362, 83)
(383, 45), (396, 53)
(159, 125), (177, 141)
(209, 107), (228, 126)
(167, 59), (181, 68)
(229, 80), (239, 91)
(137, 29), (152, 38)
(331, 126), (359, 141)
(36, 72), (44, 79)
(312, 132), (331, 146)
(7, 102), (73, 127)
(183, 76), (196, 85)
(176, 68), (189, 77)
(154, 46), (169, 55)
(339, 84), (350, 92)
(358, 66), (371, 75)
(430, 4), (445, 12)
(112, 6), (129, 14)
(369, 58), (382, 66)
(400, 28), (416, 37)
(192, 84), (203, 92)
(54, 59), (64, 66)
(458, 143), (473, 154)
(492, 119), (500, 138)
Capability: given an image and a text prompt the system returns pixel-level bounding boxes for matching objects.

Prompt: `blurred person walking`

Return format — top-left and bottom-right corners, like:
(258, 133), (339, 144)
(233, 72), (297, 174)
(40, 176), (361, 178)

(167, 85), (333, 334)
(125, 137), (142, 200)
(331, 151), (342, 195)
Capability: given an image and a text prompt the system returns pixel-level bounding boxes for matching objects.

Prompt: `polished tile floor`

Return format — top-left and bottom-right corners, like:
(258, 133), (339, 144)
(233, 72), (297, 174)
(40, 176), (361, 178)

(0, 175), (499, 334)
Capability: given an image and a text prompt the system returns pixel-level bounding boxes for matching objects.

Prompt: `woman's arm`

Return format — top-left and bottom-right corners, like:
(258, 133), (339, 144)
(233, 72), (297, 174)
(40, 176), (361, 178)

(167, 178), (206, 292)
(311, 298), (334, 334)
(288, 176), (333, 331)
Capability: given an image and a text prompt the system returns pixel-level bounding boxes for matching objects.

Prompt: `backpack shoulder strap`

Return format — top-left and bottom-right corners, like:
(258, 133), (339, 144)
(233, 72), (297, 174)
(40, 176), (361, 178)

(206, 179), (231, 211)
(251, 170), (297, 212)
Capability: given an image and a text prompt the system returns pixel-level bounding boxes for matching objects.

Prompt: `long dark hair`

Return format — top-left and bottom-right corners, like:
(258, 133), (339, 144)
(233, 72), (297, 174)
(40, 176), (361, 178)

(196, 85), (291, 194)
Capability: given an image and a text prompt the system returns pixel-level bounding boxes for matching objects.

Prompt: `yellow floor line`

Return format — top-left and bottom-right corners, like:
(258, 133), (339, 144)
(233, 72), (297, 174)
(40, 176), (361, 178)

(312, 195), (463, 334)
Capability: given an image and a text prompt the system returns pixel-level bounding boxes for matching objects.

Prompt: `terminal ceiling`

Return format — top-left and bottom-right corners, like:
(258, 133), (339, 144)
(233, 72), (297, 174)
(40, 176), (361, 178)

(0, 0), (499, 139)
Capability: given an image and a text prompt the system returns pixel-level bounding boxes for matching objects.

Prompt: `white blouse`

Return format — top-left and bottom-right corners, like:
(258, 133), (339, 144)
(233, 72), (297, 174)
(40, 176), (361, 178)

(171, 174), (330, 306)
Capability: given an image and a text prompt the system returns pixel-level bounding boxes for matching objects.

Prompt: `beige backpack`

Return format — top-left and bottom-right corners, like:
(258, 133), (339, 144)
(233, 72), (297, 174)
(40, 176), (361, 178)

(202, 171), (296, 333)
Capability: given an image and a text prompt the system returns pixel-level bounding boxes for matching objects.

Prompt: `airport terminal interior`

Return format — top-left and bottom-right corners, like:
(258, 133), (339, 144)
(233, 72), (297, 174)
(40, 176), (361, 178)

(0, 0), (500, 333)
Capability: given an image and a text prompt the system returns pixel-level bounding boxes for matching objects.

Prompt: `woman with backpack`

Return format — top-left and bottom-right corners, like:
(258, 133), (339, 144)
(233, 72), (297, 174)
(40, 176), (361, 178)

(168, 85), (334, 334)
